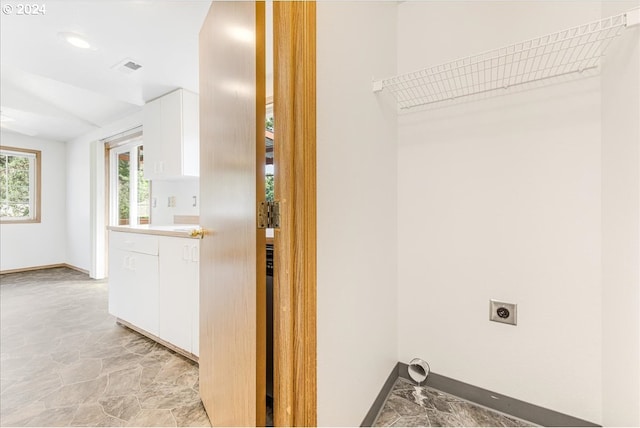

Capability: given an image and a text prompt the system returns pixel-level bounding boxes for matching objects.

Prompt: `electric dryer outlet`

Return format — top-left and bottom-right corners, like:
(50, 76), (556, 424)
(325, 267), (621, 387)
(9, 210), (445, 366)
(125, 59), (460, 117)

(490, 300), (517, 326)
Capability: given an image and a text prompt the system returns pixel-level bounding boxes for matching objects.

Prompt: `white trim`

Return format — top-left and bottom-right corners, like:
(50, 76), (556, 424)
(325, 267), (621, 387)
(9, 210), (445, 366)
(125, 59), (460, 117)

(90, 140), (106, 279)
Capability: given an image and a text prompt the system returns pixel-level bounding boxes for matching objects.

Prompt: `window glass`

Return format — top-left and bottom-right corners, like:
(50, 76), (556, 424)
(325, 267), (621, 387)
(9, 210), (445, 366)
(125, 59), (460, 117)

(0, 147), (40, 222)
(265, 104), (274, 202)
(117, 151), (131, 225)
(110, 138), (149, 226)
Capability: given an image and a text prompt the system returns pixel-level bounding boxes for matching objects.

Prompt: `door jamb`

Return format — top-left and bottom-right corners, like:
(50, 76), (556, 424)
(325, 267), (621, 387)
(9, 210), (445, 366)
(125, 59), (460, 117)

(273, 2), (317, 426)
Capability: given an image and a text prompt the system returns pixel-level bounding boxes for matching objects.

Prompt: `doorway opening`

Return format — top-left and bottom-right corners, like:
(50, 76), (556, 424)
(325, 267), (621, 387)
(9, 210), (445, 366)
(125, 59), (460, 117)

(265, 100), (275, 426)
(105, 130), (149, 227)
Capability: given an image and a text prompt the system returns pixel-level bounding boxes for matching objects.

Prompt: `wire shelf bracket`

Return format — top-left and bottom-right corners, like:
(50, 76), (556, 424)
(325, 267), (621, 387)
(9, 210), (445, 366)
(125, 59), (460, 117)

(373, 8), (639, 110)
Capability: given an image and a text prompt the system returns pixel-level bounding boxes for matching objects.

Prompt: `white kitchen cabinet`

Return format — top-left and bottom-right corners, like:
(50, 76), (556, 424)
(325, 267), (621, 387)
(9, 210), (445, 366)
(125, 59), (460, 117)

(108, 229), (200, 358)
(143, 88), (199, 179)
(158, 237), (199, 355)
(108, 232), (159, 336)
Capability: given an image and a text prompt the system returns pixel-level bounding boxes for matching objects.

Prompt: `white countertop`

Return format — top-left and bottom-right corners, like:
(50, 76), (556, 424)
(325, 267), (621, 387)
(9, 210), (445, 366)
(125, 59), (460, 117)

(107, 224), (202, 239)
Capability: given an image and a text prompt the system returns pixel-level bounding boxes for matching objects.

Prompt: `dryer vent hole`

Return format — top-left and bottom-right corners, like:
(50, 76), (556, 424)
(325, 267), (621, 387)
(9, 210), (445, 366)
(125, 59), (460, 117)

(408, 358), (430, 386)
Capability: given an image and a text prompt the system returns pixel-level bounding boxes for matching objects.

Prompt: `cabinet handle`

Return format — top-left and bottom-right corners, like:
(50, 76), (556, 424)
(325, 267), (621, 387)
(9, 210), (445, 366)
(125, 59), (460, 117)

(129, 256), (136, 271)
(191, 246), (199, 263)
(183, 245), (190, 261)
(123, 256), (129, 269)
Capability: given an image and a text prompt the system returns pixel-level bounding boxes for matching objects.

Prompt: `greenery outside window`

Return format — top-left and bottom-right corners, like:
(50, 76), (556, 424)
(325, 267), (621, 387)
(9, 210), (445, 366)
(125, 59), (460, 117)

(109, 137), (150, 226)
(265, 104), (274, 201)
(0, 146), (41, 223)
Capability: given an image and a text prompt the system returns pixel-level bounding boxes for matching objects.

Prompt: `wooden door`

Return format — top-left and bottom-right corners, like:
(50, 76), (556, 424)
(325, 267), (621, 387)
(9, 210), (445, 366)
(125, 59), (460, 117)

(199, 2), (266, 426)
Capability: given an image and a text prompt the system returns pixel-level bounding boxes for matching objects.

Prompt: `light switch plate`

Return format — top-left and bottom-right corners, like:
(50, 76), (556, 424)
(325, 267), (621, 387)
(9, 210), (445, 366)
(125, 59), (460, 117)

(490, 300), (517, 325)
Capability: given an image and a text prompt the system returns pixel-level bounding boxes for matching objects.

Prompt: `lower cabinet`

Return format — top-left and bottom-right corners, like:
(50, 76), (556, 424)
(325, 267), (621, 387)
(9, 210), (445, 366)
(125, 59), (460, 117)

(158, 237), (199, 356)
(108, 233), (160, 336)
(108, 231), (199, 357)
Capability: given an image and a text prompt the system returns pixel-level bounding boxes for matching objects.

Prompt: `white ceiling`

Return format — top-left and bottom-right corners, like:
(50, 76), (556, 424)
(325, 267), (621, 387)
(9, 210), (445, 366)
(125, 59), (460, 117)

(0, 0), (212, 142)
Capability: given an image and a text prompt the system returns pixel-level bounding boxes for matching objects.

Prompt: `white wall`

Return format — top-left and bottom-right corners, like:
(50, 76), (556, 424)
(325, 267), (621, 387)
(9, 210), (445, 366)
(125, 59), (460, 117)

(65, 137), (91, 272)
(0, 132), (67, 271)
(316, 2), (398, 426)
(150, 178), (199, 225)
(601, 1), (640, 426)
(396, 2), (604, 423)
(66, 111), (142, 275)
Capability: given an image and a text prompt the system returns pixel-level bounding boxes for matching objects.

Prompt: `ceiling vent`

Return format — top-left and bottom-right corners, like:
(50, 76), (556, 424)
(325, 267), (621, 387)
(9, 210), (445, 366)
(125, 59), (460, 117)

(112, 58), (143, 75)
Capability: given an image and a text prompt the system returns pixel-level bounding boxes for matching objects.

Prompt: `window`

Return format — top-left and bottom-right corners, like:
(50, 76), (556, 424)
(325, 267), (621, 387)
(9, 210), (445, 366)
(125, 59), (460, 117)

(108, 136), (150, 226)
(265, 103), (274, 201)
(0, 146), (41, 223)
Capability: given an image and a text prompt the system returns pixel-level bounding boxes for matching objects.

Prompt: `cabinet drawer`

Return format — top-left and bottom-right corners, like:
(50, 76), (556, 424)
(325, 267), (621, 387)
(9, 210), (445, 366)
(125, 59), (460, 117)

(110, 232), (159, 255)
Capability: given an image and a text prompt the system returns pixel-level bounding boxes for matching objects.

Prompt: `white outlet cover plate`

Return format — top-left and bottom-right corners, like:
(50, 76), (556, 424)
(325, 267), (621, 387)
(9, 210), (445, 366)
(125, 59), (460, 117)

(490, 300), (517, 325)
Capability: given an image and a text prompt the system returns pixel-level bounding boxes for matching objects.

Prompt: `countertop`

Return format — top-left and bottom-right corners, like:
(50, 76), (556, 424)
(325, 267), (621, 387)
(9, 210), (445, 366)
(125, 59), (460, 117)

(107, 224), (202, 239)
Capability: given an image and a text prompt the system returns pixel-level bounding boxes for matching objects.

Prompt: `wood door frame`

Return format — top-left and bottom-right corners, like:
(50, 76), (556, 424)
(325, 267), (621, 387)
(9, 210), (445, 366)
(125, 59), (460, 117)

(198, 2), (317, 425)
(273, 2), (317, 426)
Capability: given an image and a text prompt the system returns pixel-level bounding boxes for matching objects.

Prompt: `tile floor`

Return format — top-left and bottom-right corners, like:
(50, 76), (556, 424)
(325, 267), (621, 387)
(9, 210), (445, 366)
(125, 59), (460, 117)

(2, 267), (534, 427)
(373, 378), (534, 427)
(0, 267), (210, 427)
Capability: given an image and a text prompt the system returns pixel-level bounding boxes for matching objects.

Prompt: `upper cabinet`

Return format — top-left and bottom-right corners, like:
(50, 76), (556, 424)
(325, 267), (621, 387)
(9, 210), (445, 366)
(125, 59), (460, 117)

(143, 89), (199, 179)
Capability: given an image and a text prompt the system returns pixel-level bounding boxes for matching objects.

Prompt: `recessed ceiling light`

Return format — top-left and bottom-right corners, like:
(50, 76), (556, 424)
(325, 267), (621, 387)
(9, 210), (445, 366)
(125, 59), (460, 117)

(58, 32), (92, 50)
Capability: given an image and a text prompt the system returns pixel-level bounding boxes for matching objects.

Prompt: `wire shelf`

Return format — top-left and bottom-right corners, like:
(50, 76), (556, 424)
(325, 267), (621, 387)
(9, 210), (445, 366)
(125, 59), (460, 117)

(374, 12), (633, 110)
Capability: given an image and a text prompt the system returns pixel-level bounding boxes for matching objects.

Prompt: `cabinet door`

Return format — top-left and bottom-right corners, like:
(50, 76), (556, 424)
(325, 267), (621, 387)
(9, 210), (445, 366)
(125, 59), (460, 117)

(160, 90), (183, 177)
(128, 252), (160, 336)
(182, 90), (200, 177)
(142, 97), (164, 179)
(143, 90), (199, 179)
(159, 237), (195, 352)
(191, 241), (200, 356)
(108, 247), (133, 320)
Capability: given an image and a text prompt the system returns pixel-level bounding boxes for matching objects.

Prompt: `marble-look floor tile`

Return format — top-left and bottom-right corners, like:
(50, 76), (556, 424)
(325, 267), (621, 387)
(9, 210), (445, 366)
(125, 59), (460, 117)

(449, 402), (531, 427)
(140, 348), (175, 368)
(71, 403), (125, 427)
(98, 395), (141, 421)
(424, 408), (466, 427)
(22, 405), (79, 427)
(373, 378), (535, 427)
(140, 365), (163, 389)
(1, 268), (210, 427)
(384, 395), (429, 417)
(154, 357), (198, 387)
(0, 378), (17, 394)
(43, 375), (109, 408)
(51, 349), (81, 365)
(100, 352), (144, 374)
(126, 408), (177, 427)
(125, 336), (160, 355)
(0, 372), (62, 412)
(137, 382), (200, 410)
(373, 405), (401, 427)
(0, 400), (46, 426)
(171, 401), (212, 427)
(60, 358), (102, 385)
(105, 366), (142, 396)
(391, 415), (432, 427)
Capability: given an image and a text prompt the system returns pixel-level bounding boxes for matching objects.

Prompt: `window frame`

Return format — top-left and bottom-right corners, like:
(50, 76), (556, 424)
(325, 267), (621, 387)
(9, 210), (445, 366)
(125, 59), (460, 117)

(0, 146), (41, 224)
(107, 134), (150, 226)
